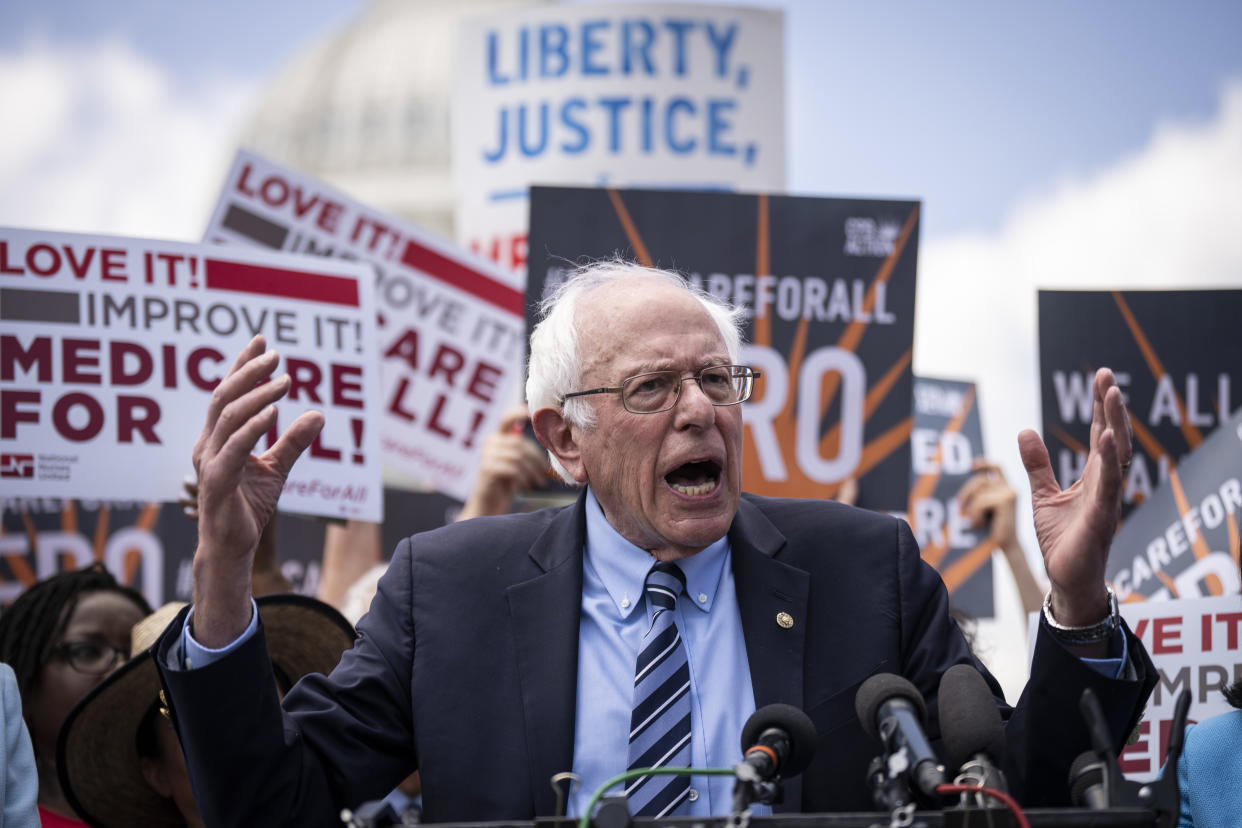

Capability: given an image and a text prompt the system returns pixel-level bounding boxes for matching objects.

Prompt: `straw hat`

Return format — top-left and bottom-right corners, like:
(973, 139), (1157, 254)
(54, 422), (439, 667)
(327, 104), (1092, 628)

(57, 594), (356, 828)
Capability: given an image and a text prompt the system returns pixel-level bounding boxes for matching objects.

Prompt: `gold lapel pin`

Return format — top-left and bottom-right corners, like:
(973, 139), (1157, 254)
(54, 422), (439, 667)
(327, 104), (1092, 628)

(776, 612), (794, 629)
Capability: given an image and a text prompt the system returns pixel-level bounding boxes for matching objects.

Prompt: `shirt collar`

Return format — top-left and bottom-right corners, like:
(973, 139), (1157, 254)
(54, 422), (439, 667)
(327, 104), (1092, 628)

(583, 487), (730, 619)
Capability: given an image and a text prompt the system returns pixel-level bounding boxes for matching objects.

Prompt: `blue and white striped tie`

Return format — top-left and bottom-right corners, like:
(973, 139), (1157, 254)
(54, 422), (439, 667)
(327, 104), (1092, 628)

(625, 561), (692, 817)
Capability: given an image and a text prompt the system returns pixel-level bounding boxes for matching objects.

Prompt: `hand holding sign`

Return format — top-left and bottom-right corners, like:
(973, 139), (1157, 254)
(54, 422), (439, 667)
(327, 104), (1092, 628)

(1019, 367), (1133, 637)
(190, 335), (323, 647)
(457, 404), (550, 522)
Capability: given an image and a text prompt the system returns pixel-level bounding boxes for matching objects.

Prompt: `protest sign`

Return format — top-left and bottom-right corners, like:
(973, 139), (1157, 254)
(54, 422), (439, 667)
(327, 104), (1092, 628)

(908, 377), (995, 617)
(0, 226), (381, 520)
(454, 3), (785, 272)
(0, 498), (168, 607)
(1115, 596), (1242, 782)
(1, 488), (459, 608)
(1038, 289), (1242, 519)
(204, 150), (526, 500)
(1024, 594), (1241, 783)
(528, 186), (919, 511)
(1107, 406), (1242, 602)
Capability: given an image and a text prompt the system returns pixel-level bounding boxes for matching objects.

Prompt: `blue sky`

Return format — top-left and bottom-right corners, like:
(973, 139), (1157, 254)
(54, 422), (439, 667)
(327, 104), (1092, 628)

(3, 0), (1240, 240)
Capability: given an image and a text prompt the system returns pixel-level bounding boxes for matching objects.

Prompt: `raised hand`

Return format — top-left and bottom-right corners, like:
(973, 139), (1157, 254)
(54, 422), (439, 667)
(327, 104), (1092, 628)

(958, 460), (1045, 615)
(958, 460), (1019, 550)
(1017, 367), (1132, 628)
(190, 335), (323, 645)
(458, 404), (550, 521)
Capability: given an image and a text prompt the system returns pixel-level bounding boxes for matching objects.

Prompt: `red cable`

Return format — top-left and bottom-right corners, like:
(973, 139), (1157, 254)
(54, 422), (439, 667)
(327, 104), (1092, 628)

(936, 783), (1032, 828)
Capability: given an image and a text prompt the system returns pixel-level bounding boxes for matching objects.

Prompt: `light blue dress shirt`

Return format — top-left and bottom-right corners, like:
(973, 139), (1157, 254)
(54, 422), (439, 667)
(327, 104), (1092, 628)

(568, 489), (762, 817)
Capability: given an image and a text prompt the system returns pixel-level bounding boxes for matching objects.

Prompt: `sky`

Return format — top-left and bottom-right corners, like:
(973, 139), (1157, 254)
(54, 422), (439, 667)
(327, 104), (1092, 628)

(3, 0), (1242, 684)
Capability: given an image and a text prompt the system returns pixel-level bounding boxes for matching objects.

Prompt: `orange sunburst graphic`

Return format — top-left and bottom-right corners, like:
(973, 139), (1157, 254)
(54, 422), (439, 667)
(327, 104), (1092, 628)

(1106, 292), (1228, 597)
(742, 202), (918, 499)
(907, 385), (981, 573)
(0, 500), (162, 594)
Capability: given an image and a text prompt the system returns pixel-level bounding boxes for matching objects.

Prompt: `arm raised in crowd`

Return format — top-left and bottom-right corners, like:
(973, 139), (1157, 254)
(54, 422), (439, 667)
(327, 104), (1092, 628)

(456, 404), (549, 522)
(957, 460), (1045, 615)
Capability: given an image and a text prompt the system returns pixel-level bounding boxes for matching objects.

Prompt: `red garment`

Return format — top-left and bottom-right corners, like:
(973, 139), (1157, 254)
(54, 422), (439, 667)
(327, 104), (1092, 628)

(38, 805), (88, 827)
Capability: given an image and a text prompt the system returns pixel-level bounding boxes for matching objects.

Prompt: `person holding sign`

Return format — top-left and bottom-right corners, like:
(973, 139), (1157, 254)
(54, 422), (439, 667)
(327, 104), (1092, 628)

(152, 261), (1154, 822)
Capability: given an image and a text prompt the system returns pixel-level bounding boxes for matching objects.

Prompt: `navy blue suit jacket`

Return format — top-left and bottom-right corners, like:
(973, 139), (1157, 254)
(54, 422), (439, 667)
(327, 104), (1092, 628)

(155, 493), (1155, 825)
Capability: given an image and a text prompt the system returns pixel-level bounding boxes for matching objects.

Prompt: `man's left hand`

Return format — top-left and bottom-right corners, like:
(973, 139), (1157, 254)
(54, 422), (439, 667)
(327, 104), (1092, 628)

(1018, 367), (1132, 627)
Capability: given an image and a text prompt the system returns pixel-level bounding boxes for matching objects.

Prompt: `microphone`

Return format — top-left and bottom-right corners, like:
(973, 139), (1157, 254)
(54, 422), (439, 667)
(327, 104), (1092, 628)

(1073, 687), (1126, 808)
(1069, 687), (1190, 827)
(855, 673), (946, 800)
(739, 703), (818, 780)
(733, 704), (817, 808)
(1068, 750), (1110, 809)
(938, 664), (1008, 794)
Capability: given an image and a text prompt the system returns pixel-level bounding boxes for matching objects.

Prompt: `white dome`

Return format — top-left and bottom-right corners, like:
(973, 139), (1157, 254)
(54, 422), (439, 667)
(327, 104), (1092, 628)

(241, 0), (546, 238)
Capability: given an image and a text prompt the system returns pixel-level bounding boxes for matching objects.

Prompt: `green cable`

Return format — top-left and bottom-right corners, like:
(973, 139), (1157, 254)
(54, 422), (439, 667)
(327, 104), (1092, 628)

(578, 766), (738, 828)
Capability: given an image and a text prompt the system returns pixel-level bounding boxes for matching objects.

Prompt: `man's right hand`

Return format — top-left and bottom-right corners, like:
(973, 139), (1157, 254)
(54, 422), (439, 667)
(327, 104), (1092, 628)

(190, 335), (323, 647)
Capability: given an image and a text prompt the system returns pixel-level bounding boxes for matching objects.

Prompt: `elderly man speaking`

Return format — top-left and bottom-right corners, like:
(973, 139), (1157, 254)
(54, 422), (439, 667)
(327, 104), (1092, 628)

(156, 261), (1154, 824)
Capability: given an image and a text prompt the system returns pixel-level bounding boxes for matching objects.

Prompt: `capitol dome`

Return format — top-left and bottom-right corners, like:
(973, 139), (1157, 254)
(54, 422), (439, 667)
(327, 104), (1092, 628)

(240, 0), (546, 238)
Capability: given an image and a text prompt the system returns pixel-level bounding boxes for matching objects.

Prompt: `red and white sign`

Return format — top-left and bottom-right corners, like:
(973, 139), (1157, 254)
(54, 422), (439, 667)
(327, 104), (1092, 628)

(1117, 595), (1242, 782)
(204, 150), (525, 501)
(1028, 595), (1242, 782)
(0, 227), (382, 520)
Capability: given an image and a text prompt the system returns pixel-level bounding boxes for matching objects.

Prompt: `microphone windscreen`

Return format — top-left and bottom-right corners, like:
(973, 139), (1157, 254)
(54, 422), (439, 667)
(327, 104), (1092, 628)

(740, 703), (818, 777)
(1068, 750), (1106, 806)
(937, 663), (1006, 771)
(854, 673), (927, 740)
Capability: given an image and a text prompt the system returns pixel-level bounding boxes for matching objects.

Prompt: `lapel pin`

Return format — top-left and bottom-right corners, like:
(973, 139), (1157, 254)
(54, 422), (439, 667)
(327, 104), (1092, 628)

(776, 611), (794, 629)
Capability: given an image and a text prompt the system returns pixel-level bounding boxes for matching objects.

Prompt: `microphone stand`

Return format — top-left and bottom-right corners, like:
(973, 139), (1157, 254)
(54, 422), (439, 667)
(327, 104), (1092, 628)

(731, 759), (783, 812)
(1076, 687), (1191, 828)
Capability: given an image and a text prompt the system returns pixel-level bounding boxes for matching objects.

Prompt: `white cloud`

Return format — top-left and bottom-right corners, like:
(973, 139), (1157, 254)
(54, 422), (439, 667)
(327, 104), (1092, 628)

(916, 75), (1242, 492)
(913, 77), (1242, 695)
(0, 38), (256, 241)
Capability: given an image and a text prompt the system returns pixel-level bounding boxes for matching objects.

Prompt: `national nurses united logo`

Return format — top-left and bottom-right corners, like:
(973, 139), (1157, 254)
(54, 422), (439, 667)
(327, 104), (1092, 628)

(0, 454), (34, 478)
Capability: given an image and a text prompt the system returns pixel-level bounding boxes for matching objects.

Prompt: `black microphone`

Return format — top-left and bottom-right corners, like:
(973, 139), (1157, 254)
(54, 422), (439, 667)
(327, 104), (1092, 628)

(1074, 687), (1125, 807)
(938, 663), (1008, 793)
(733, 704), (817, 809)
(1068, 750), (1110, 809)
(855, 673), (946, 800)
(739, 703), (818, 780)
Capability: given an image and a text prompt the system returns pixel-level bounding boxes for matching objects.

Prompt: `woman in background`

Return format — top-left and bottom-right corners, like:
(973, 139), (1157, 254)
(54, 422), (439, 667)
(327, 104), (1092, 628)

(1173, 614), (1242, 827)
(0, 565), (150, 827)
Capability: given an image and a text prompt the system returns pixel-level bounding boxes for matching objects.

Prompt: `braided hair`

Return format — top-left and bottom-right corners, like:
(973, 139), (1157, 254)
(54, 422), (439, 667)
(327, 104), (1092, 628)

(0, 562), (151, 699)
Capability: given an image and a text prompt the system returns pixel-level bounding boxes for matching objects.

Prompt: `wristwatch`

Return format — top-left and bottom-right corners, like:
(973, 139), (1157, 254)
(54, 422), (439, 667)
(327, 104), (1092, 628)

(1041, 585), (1120, 645)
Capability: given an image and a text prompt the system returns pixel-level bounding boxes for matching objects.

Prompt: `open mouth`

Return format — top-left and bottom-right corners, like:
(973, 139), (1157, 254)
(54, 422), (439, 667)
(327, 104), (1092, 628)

(665, 459), (721, 497)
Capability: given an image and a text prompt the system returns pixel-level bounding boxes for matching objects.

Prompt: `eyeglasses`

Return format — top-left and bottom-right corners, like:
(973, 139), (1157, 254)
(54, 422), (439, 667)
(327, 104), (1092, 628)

(52, 640), (128, 675)
(561, 364), (761, 414)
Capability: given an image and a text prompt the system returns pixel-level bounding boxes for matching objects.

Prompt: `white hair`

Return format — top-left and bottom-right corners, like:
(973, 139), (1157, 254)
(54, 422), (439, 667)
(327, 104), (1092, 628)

(525, 259), (745, 483)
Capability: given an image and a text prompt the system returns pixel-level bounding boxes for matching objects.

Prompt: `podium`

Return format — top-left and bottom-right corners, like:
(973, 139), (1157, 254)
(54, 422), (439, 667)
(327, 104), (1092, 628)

(426, 810), (1158, 828)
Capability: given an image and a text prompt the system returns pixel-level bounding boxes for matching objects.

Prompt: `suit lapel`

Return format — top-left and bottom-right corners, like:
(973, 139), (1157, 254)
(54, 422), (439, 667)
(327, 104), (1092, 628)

(507, 494), (587, 816)
(730, 497), (811, 812)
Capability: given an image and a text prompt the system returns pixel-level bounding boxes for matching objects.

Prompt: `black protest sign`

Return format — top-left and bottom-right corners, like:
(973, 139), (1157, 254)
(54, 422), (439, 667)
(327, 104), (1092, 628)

(528, 186), (919, 511)
(1107, 406), (1242, 602)
(908, 376), (995, 616)
(1, 487), (463, 610)
(1038, 289), (1241, 523)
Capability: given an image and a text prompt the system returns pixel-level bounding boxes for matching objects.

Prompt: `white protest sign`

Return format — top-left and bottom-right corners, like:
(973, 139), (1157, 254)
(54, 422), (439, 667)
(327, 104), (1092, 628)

(1117, 595), (1241, 782)
(0, 227), (382, 521)
(454, 2), (786, 272)
(203, 151), (527, 501)
(1027, 595), (1242, 783)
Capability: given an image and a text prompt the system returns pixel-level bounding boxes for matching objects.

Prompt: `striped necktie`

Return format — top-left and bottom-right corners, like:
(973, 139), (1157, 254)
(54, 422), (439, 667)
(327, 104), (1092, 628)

(625, 560), (692, 817)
